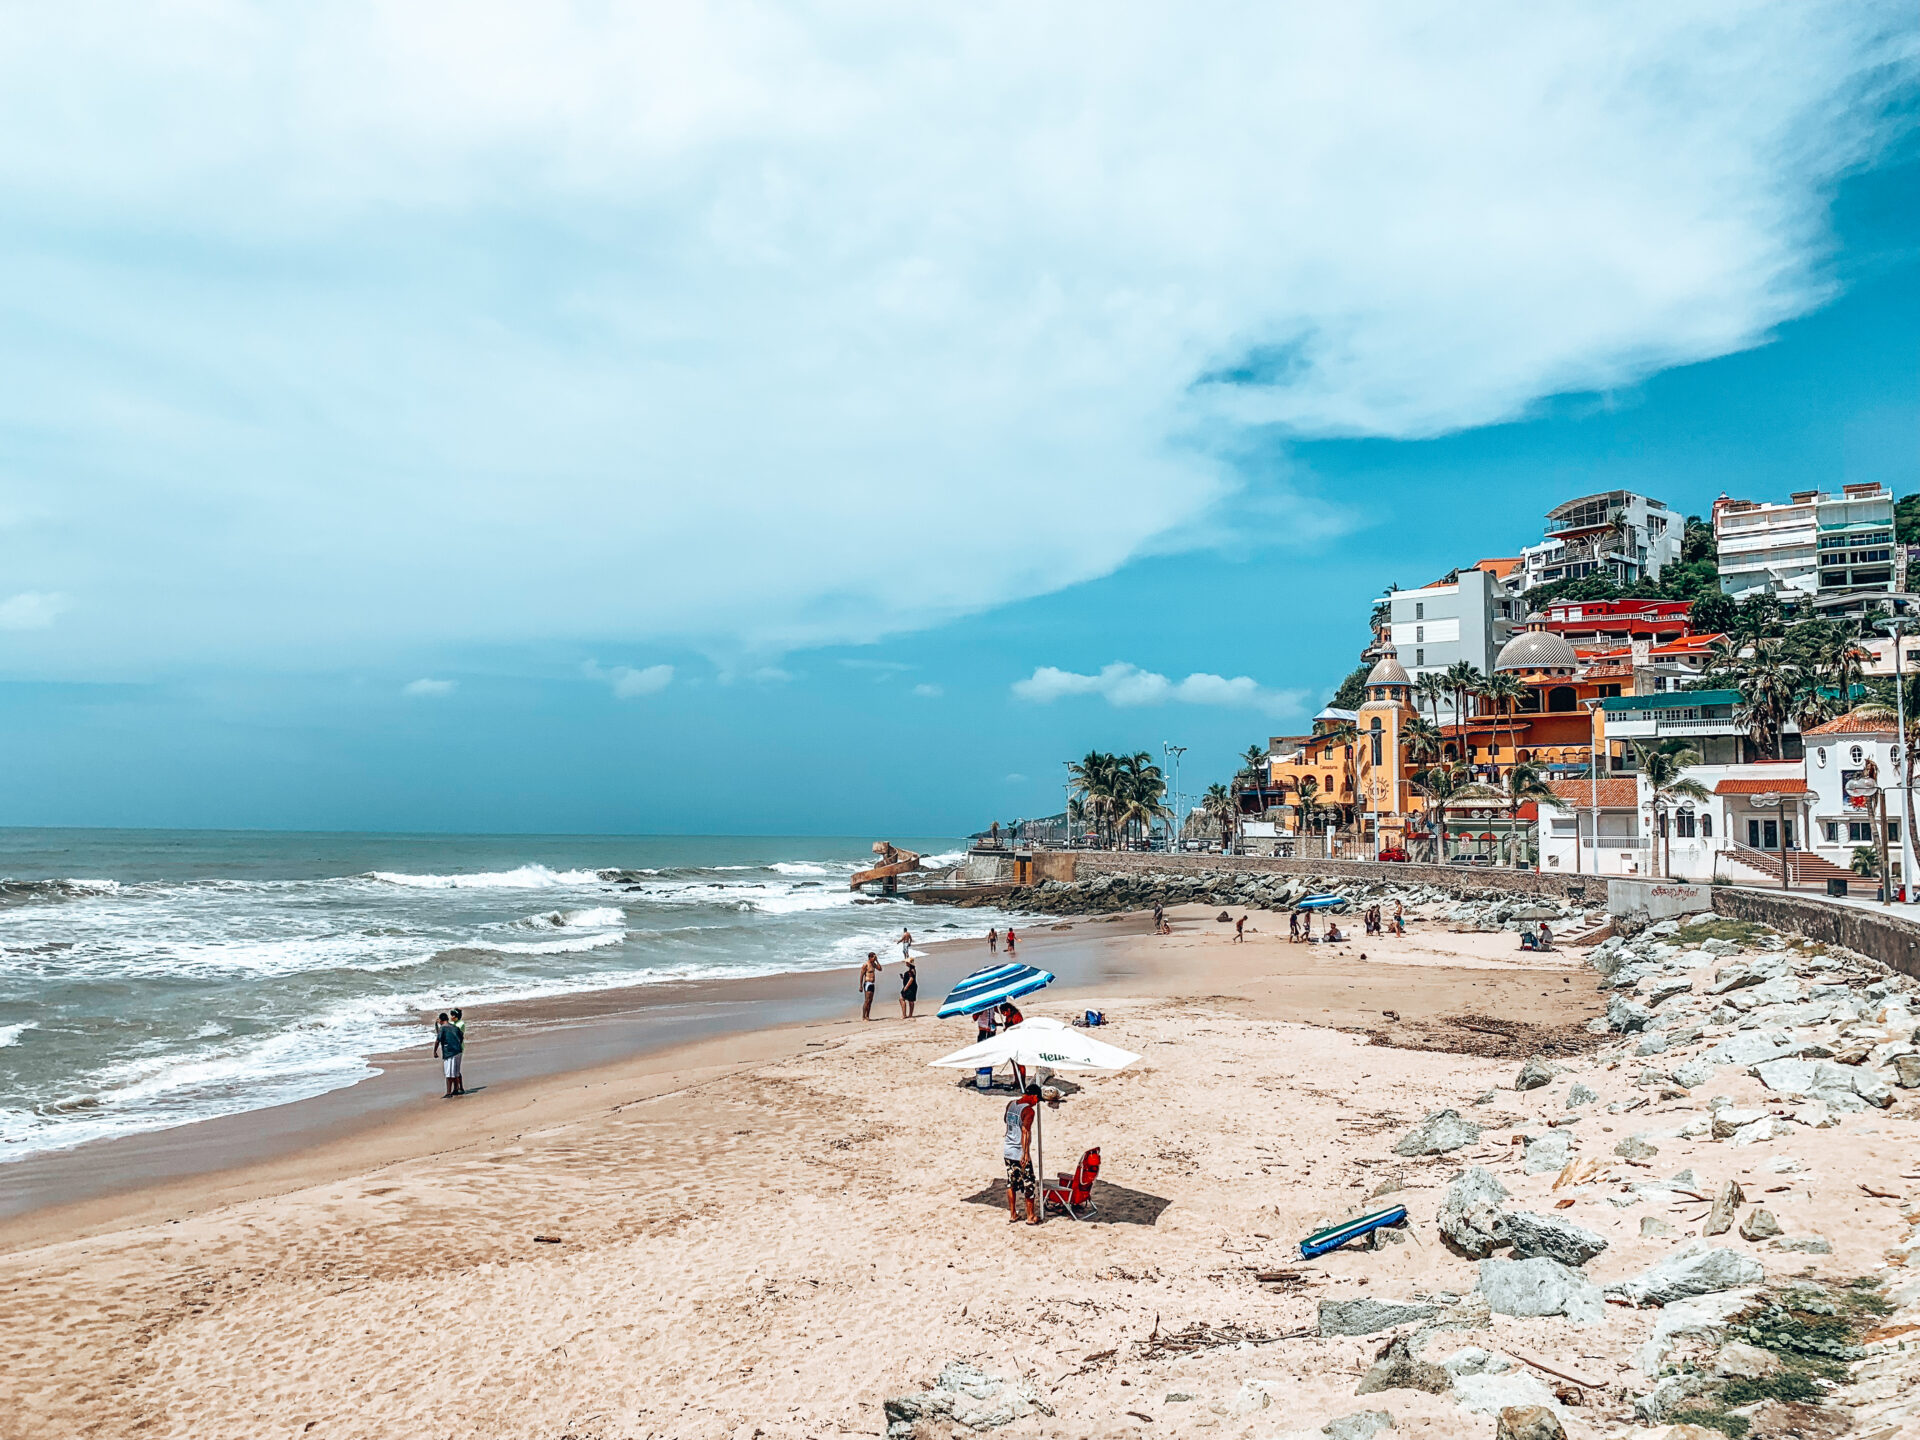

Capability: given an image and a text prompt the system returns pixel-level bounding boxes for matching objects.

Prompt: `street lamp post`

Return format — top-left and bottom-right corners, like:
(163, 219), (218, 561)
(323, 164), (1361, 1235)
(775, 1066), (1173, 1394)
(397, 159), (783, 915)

(1874, 617), (1913, 902)
(1578, 699), (1604, 877)
(1162, 742), (1187, 853)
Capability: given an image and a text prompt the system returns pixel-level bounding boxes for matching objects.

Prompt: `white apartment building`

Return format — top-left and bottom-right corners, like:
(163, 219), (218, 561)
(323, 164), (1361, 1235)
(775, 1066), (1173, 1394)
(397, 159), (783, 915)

(1379, 563), (1520, 717)
(1714, 483), (1900, 611)
(1520, 491), (1682, 592)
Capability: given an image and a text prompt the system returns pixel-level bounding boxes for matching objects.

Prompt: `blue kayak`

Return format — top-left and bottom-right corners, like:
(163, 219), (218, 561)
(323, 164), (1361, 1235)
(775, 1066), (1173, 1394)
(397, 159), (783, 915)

(936, 962), (1057, 1019)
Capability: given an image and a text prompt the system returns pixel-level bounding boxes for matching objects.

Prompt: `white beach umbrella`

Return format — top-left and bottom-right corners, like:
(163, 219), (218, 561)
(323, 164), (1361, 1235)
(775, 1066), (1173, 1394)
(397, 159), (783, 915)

(929, 1019), (1139, 1225)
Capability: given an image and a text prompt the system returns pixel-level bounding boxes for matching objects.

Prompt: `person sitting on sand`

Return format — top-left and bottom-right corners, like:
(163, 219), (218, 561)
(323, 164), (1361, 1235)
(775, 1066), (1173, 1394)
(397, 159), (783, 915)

(1325, 921), (1344, 943)
(1536, 921), (1554, 951)
(1003, 1081), (1042, 1226)
(432, 1011), (464, 1098)
(859, 952), (882, 1021)
(899, 955), (918, 1019)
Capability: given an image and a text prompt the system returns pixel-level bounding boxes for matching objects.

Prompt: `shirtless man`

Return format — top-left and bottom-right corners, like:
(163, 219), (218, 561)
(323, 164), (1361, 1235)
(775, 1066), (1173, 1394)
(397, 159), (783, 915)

(859, 952), (882, 1021)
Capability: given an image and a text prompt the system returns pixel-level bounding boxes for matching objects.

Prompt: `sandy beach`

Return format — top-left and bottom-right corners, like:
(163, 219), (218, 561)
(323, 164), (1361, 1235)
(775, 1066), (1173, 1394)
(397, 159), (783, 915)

(3, 903), (1914, 1440)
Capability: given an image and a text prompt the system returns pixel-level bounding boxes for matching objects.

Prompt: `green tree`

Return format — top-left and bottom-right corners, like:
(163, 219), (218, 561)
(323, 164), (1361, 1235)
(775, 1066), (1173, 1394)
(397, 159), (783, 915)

(1478, 671), (1528, 776)
(1896, 492), (1920, 546)
(1688, 591), (1736, 636)
(1444, 660), (1485, 737)
(1681, 515), (1716, 565)
(1330, 662), (1372, 712)
(1201, 783), (1236, 848)
(1636, 742), (1712, 878)
(1413, 672), (1449, 732)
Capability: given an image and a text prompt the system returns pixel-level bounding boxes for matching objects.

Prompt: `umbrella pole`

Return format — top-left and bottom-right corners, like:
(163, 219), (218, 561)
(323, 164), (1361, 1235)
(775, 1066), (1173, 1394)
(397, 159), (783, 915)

(1035, 1094), (1044, 1227)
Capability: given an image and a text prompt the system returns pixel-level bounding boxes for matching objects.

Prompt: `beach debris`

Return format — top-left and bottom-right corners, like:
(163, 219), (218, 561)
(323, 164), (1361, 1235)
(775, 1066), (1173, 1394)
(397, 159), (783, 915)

(1316, 1297), (1439, 1337)
(1476, 1257), (1604, 1324)
(1392, 1109), (1479, 1157)
(1515, 1056), (1555, 1091)
(1501, 1210), (1607, 1268)
(1137, 1320), (1290, 1359)
(1354, 1336), (1450, 1396)
(532, 1235), (562, 1244)
(1209, 1380), (1272, 1416)
(1493, 1404), (1566, 1440)
(1301, 1205), (1409, 1259)
(1701, 1179), (1744, 1236)
(882, 1361), (1040, 1437)
(1738, 1207), (1782, 1241)
(1436, 1166), (1510, 1259)
(1606, 1241), (1764, 1307)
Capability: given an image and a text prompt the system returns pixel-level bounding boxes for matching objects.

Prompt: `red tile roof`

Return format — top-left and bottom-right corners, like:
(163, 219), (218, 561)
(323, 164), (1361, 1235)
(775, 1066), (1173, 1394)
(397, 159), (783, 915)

(1803, 711), (1896, 736)
(1714, 778), (1810, 795)
(1546, 778), (1638, 808)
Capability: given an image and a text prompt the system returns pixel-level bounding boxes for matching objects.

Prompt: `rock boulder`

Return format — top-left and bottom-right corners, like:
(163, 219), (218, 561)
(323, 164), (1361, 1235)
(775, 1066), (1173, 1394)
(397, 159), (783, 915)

(1436, 1166), (1510, 1259)
(1502, 1210), (1608, 1267)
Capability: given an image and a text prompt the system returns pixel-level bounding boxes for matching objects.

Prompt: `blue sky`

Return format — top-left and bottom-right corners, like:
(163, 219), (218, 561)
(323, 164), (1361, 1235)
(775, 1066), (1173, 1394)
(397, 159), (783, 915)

(0, 5), (1916, 835)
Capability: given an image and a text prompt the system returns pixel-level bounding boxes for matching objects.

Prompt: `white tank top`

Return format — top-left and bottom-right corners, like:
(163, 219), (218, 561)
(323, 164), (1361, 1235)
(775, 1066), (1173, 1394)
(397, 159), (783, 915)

(1004, 1098), (1029, 1160)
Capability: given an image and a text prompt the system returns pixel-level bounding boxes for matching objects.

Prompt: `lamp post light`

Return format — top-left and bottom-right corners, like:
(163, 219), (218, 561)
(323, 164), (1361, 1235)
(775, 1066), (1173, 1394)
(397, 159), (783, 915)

(1162, 742), (1187, 854)
(1874, 617), (1913, 902)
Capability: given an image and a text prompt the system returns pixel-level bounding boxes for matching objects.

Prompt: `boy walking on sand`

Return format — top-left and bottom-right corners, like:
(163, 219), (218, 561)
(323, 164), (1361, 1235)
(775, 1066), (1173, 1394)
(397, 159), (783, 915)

(432, 1011), (464, 1097)
(1003, 1081), (1041, 1226)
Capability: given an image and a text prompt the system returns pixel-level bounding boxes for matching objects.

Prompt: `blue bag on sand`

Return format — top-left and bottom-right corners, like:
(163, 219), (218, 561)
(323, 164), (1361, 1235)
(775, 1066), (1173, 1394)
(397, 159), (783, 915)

(1298, 1205), (1409, 1260)
(1085, 1010), (1104, 1027)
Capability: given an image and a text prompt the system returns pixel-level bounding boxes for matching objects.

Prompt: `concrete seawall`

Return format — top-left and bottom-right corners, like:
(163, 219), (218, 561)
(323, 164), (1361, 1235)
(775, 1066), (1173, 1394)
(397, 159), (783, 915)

(1711, 887), (1920, 981)
(1055, 851), (1591, 901)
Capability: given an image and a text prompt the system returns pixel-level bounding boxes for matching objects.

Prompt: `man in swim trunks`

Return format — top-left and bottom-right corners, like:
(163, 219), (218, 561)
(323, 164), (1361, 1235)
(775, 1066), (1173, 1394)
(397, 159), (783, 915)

(859, 952), (881, 1021)
(1003, 1080), (1041, 1225)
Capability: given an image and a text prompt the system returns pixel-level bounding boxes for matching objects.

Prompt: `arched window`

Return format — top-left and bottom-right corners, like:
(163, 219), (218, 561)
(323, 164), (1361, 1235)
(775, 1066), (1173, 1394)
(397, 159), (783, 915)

(1675, 810), (1696, 838)
(1700, 814), (1713, 838)
(1370, 717), (1383, 767)
(1546, 686), (1577, 712)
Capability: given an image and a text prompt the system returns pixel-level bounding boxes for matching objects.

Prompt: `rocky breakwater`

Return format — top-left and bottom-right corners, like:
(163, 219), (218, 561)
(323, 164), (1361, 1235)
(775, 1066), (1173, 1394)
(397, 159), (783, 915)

(994, 867), (1599, 928)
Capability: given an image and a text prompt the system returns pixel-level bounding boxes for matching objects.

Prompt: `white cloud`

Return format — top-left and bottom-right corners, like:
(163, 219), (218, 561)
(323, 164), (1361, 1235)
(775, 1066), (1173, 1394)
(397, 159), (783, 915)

(1004, 773), (1027, 784)
(584, 661), (674, 699)
(0, 591), (68, 631)
(912, 683), (943, 698)
(1013, 663), (1304, 718)
(0, 5), (1907, 674)
(402, 677), (455, 697)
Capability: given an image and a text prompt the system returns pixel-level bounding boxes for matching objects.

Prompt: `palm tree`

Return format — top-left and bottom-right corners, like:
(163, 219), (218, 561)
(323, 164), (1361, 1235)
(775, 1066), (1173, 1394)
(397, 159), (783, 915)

(1066, 751), (1120, 848)
(1711, 638), (1812, 761)
(1636, 742), (1711, 879)
(1444, 660), (1484, 737)
(1411, 759), (1469, 863)
(1295, 774), (1321, 847)
(1403, 716), (1442, 768)
(1479, 672), (1528, 778)
(1116, 752), (1168, 848)
(1501, 760), (1561, 868)
(1201, 783), (1235, 850)
(1851, 845), (1880, 878)
(1414, 672), (1449, 733)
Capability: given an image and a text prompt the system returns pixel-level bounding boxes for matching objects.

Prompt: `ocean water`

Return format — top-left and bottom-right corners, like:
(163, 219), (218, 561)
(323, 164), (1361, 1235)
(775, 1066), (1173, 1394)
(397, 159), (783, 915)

(0, 830), (987, 1163)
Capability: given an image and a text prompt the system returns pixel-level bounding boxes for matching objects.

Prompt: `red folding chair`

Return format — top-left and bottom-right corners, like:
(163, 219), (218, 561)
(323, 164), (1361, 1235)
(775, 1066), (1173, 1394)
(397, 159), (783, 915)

(1042, 1147), (1101, 1220)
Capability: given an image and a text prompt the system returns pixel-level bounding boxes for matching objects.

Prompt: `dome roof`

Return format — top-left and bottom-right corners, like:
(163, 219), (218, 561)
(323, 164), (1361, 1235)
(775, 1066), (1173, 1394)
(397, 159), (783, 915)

(1366, 655), (1411, 687)
(1494, 630), (1579, 673)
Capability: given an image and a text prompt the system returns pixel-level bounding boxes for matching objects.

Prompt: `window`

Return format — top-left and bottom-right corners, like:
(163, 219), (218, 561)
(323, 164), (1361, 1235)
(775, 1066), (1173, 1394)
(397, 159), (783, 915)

(1700, 815), (1712, 838)
(1415, 648), (1424, 666)
(1849, 821), (1874, 843)
(1892, 820), (1902, 843)
(1851, 746), (1865, 764)
(1415, 625), (1424, 643)
(1675, 811), (1696, 838)
(1825, 822), (1839, 843)
(1415, 602), (1424, 620)
(1370, 718), (1382, 767)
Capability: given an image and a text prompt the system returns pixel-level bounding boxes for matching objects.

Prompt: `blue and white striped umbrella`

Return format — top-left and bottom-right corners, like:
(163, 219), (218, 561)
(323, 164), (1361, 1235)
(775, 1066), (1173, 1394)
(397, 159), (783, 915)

(1295, 893), (1348, 911)
(936, 962), (1056, 1019)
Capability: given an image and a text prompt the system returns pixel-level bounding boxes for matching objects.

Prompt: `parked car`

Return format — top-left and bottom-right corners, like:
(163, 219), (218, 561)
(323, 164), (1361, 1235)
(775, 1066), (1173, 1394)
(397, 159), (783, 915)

(1377, 847), (1409, 862)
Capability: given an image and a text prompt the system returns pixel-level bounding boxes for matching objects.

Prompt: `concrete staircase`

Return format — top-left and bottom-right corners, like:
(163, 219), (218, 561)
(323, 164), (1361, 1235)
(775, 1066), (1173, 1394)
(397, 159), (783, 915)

(1724, 842), (1857, 890)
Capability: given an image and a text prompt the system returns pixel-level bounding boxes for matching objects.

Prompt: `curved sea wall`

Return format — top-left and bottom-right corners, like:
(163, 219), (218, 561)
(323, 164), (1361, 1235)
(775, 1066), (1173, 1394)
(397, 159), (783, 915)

(1712, 887), (1920, 981)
